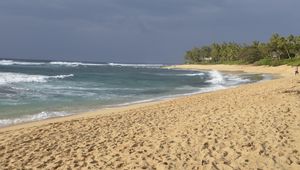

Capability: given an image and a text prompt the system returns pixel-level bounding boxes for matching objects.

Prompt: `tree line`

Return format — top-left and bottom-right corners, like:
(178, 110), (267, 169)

(184, 34), (300, 66)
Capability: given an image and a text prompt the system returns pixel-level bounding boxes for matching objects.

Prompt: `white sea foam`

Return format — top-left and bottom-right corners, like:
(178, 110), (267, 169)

(181, 73), (205, 76)
(0, 60), (164, 68)
(0, 60), (45, 66)
(0, 72), (74, 85)
(108, 63), (164, 68)
(49, 61), (106, 67)
(51, 74), (74, 79)
(206, 70), (225, 85)
(0, 111), (70, 127)
(49, 61), (81, 66)
(206, 70), (252, 86)
(50, 61), (162, 67)
(148, 72), (205, 77)
(225, 75), (251, 84)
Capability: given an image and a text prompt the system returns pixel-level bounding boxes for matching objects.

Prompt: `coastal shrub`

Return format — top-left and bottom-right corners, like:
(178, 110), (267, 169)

(255, 58), (285, 66)
(238, 46), (263, 64)
(285, 57), (300, 66)
(254, 58), (273, 66)
(184, 33), (300, 66)
(221, 60), (246, 65)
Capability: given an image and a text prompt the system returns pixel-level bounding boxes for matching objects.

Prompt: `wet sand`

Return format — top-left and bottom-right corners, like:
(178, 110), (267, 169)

(0, 64), (300, 169)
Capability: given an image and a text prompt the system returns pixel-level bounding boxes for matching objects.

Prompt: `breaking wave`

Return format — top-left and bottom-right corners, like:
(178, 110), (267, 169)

(0, 60), (45, 66)
(0, 72), (74, 85)
(181, 73), (205, 76)
(0, 111), (70, 127)
(49, 61), (163, 68)
(206, 70), (251, 86)
(206, 70), (225, 85)
(1, 60), (164, 68)
(49, 61), (106, 67)
(108, 63), (164, 68)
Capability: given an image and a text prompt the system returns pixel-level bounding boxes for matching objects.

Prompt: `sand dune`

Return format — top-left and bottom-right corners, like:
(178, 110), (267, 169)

(0, 65), (300, 169)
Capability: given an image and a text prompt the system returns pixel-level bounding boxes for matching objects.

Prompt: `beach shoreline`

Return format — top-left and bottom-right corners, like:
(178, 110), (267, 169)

(1, 64), (300, 169)
(165, 64), (292, 77)
(0, 64), (276, 131)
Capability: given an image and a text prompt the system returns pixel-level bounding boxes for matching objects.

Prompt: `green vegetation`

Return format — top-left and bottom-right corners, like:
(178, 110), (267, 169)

(184, 34), (300, 66)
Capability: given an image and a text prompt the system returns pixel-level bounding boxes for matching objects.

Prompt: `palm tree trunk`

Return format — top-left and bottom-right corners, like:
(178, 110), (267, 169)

(285, 46), (291, 59)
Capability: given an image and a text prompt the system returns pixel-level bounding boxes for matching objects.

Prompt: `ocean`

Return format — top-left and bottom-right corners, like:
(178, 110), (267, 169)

(0, 59), (268, 126)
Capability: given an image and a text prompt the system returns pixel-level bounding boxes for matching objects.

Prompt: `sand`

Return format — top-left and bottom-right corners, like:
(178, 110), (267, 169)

(166, 64), (294, 77)
(0, 64), (300, 169)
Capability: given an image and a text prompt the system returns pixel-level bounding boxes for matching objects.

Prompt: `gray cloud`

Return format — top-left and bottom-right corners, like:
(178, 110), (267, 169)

(0, 0), (299, 63)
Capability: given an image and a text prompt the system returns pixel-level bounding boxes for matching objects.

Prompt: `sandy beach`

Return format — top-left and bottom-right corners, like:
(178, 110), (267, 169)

(1, 64), (300, 169)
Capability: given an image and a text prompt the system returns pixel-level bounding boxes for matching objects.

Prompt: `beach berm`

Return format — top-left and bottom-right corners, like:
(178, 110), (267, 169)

(0, 65), (300, 169)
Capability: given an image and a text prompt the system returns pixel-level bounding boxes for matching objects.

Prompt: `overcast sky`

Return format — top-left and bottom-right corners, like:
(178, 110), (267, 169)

(0, 0), (299, 64)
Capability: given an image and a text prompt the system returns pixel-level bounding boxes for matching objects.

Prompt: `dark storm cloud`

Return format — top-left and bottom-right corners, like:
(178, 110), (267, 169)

(0, 0), (299, 63)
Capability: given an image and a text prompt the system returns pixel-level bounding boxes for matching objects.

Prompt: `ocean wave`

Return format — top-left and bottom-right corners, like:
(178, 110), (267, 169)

(206, 70), (225, 85)
(108, 63), (164, 68)
(225, 75), (251, 84)
(0, 111), (70, 127)
(1, 59), (164, 68)
(144, 72), (205, 77)
(180, 73), (205, 76)
(0, 60), (45, 66)
(49, 61), (162, 67)
(49, 61), (106, 67)
(0, 72), (74, 85)
(50, 74), (74, 79)
(206, 70), (252, 85)
(41, 86), (144, 91)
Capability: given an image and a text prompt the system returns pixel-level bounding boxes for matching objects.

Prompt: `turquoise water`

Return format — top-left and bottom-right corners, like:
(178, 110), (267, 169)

(0, 59), (267, 126)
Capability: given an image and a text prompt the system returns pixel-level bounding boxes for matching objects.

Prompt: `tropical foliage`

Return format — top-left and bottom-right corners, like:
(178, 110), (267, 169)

(184, 34), (300, 66)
